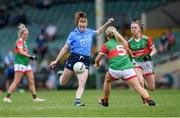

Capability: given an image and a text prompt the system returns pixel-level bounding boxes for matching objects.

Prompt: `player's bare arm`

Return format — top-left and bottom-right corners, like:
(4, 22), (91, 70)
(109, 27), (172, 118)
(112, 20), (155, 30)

(96, 18), (114, 35)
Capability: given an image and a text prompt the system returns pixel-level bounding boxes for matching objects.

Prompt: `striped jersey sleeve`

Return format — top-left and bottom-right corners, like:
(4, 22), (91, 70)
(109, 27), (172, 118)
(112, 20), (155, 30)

(147, 37), (154, 49)
(16, 40), (24, 49)
(100, 44), (108, 54)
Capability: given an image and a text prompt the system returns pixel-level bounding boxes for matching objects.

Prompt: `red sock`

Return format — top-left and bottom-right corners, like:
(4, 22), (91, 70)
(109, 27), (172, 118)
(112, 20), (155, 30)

(104, 97), (108, 103)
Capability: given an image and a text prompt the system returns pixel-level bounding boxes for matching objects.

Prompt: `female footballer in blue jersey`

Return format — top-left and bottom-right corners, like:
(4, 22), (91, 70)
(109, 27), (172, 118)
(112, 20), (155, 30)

(49, 11), (114, 106)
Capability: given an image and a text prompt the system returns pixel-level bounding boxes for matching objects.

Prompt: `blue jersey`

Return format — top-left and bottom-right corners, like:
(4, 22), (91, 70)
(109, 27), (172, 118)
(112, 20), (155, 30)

(66, 27), (96, 56)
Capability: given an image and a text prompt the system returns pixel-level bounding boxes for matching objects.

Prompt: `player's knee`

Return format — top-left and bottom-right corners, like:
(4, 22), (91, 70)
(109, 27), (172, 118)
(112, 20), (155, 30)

(147, 84), (155, 91)
(139, 81), (144, 87)
(78, 81), (86, 88)
(29, 79), (35, 86)
(59, 76), (66, 86)
(148, 86), (155, 91)
(78, 84), (85, 89)
(59, 81), (65, 86)
(105, 78), (112, 83)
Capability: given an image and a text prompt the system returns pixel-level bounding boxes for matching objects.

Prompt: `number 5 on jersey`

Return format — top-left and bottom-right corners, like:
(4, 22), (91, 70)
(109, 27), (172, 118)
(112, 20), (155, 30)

(116, 45), (126, 56)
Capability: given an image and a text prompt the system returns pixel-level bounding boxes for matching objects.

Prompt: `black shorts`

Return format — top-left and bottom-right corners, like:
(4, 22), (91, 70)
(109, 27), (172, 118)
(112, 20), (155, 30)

(65, 53), (90, 71)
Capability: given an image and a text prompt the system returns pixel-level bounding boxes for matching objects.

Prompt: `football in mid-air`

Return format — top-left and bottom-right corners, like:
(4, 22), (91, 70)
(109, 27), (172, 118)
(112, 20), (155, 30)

(73, 62), (85, 74)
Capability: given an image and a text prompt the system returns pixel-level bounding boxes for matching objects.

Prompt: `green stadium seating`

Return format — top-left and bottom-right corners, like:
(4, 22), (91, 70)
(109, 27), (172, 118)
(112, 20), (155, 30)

(0, 0), (174, 60)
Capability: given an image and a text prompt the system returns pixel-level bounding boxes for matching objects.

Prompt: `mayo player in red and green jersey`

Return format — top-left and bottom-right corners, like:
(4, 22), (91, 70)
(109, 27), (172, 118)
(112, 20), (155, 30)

(128, 20), (157, 90)
(95, 26), (156, 107)
(3, 24), (45, 103)
(128, 20), (157, 103)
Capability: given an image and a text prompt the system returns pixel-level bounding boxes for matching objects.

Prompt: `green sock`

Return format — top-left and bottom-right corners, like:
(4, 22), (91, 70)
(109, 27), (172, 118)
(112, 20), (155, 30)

(6, 93), (11, 98)
(32, 94), (37, 99)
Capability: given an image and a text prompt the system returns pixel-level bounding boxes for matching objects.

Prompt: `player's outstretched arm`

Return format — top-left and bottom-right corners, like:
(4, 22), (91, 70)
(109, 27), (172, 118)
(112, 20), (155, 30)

(96, 18), (114, 35)
(49, 43), (69, 68)
(94, 53), (104, 67)
(113, 30), (129, 50)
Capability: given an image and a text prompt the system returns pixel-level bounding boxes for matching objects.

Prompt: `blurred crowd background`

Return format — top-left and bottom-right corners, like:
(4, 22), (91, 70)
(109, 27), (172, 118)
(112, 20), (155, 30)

(0, 0), (180, 92)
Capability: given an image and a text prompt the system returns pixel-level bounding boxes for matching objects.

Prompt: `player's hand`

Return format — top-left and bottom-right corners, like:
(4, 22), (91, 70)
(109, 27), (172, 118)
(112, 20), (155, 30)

(143, 55), (152, 61)
(49, 60), (57, 69)
(29, 55), (37, 60)
(107, 18), (114, 24)
(94, 61), (101, 67)
(128, 49), (135, 57)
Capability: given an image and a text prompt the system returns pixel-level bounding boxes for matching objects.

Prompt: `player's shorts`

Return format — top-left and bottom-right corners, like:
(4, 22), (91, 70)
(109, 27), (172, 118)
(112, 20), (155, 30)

(65, 52), (90, 71)
(132, 60), (154, 76)
(108, 68), (137, 81)
(14, 64), (32, 73)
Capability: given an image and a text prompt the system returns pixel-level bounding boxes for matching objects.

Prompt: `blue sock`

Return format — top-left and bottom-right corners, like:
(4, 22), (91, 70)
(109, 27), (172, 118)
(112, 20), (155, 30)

(75, 98), (81, 103)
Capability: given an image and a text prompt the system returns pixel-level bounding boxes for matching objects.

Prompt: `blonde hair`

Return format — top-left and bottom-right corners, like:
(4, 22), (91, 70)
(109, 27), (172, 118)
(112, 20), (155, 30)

(18, 23), (28, 38)
(74, 11), (88, 26)
(105, 26), (116, 38)
(105, 26), (128, 50)
(105, 26), (121, 43)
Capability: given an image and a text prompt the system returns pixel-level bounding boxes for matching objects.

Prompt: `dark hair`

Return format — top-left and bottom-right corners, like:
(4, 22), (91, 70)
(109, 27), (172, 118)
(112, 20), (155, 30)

(131, 19), (144, 32)
(74, 11), (87, 26)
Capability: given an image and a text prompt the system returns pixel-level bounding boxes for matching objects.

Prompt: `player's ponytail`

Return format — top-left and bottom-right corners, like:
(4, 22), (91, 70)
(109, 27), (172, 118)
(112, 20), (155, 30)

(18, 23), (26, 29)
(105, 26), (129, 50)
(18, 23), (28, 38)
(74, 11), (88, 26)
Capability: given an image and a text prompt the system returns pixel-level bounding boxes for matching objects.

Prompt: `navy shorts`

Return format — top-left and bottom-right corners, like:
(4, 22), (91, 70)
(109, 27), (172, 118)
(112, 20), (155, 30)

(65, 53), (90, 71)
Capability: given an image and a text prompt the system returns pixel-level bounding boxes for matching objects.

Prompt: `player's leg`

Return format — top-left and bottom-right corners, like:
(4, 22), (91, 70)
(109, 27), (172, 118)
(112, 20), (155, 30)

(133, 61), (145, 88)
(74, 69), (88, 106)
(103, 72), (111, 102)
(127, 77), (149, 99)
(98, 72), (112, 107)
(73, 54), (91, 106)
(126, 77), (156, 106)
(123, 68), (148, 98)
(59, 68), (74, 85)
(76, 69), (88, 99)
(3, 71), (23, 102)
(142, 61), (155, 90)
(123, 68), (156, 106)
(134, 66), (146, 103)
(143, 61), (155, 91)
(59, 55), (76, 86)
(26, 70), (36, 95)
(25, 65), (45, 102)
(134, 67), (144, 88)
(144, 74), (155, 91)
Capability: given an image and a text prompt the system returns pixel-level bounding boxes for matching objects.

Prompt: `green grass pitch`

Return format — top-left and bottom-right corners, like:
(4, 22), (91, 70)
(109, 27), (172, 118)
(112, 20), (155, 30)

(0, 89), (180, 117)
